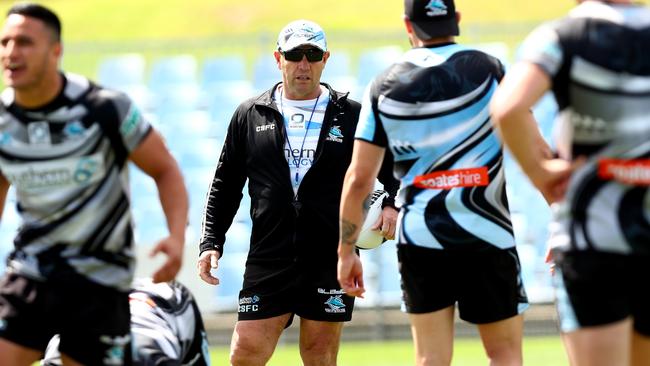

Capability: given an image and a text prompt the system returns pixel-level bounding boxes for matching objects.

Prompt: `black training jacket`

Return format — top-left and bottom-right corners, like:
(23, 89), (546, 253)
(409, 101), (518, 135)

(199, 82), (398, 267)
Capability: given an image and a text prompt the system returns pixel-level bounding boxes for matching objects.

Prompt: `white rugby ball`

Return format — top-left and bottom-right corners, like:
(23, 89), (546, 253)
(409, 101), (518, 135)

(356, 190), (389, 250)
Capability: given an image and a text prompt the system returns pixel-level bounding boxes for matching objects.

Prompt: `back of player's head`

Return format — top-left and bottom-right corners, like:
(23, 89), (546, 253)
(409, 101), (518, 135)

(404, 0), (459, 40)
(6, 3), (61, 42)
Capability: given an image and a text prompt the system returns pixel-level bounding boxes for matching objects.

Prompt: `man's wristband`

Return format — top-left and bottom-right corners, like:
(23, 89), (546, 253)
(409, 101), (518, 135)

(381, 196), (397, 210)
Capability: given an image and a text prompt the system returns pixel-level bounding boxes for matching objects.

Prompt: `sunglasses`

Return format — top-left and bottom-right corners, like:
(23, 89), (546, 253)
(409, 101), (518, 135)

(281, 48), (325, 62)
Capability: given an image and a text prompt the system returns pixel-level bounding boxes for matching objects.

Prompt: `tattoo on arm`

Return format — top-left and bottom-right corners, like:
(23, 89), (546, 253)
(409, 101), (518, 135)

(362, 195), (371, 215)
(340, 219), (358, 246)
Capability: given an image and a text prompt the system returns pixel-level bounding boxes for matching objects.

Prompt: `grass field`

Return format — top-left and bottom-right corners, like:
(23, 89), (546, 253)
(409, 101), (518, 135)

(208, 337), (569, 365)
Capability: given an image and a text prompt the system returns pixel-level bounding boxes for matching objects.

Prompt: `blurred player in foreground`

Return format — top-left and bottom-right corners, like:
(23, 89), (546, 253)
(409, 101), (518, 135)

(491, 0), (650, 365)
(0, 3), (188, 365)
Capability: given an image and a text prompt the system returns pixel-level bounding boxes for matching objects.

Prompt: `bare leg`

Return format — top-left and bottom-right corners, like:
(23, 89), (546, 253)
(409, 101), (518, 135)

(299, 318), (343, 366)
(408, 305), (455, 366)
(229, 313), (292, 366)
(61, 353), (86, 366)
(0, 338), (42, 366)
(476, 314), (524, 366)
(561, 318), (631, 366)
(632, 330), (650, 366)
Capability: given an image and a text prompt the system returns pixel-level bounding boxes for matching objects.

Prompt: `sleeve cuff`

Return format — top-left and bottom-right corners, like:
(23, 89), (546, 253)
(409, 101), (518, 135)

(381, 195), (397, 210)
(199, 242), (223, 257)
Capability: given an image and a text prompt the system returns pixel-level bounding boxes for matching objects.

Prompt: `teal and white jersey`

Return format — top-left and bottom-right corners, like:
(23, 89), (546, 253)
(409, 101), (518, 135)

(0, 73), (151, 291)
(518, 1), (650, 255)
(274, 85), (329, 194)
(356, 44), (513, 251)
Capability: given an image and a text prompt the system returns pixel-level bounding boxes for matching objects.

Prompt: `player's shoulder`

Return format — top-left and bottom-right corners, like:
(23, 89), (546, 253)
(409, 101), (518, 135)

(70, 75), (139, 124)
(77, 76), (133, 110)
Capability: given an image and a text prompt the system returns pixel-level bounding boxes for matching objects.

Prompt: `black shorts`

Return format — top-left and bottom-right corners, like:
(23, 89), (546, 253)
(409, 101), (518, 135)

(554, 251), (650, 335)
(238, 261), (354, 324)
(0, 273), (132, 365)
(398, 244), (529, 324)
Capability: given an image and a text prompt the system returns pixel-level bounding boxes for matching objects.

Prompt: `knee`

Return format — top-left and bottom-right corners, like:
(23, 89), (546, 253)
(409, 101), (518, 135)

(415, 352), (453, 366)
(230, 337), (274, 366)
(483, 342), (522, 366)
(300, 339), (339, 366)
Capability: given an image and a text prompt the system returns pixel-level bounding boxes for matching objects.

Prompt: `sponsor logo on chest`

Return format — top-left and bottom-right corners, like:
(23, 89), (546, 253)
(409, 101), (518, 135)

(1, 153), (105, 193)
(326, 125), (343, 143)
(256, 124), (275, 132)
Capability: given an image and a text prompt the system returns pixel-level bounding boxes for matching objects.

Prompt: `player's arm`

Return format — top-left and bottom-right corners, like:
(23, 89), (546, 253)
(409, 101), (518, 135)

(491, 62), (570, 203)
(0, 174), (9, 221)
(338, 140), (385, 297)
(130, 130), (189, 283)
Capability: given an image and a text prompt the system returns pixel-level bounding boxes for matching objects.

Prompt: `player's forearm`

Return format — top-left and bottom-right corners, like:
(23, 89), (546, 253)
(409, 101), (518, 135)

(338, 172), (374, 256)
(155, 166), (189, 241)
(0, 175), (9, 222)
(497, 110), (551, 184)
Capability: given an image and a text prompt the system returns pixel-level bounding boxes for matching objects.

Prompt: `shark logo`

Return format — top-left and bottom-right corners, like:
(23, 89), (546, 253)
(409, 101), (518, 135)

(324, 295), (346, 313)
(425, 0), (448, 17)
(100, 334), (131, 365)
(326, 126), (343, 143)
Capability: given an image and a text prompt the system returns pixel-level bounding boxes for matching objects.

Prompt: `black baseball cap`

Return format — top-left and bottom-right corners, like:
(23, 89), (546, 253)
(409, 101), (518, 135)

(404, 0), (459, 39)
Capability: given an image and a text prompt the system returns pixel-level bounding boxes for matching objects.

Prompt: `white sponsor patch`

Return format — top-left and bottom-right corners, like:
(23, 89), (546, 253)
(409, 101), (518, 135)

(1, 152), (105, 192)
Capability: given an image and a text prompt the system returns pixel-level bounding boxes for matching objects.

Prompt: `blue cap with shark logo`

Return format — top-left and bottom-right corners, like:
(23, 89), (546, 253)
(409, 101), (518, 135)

(277, 19), (327, 52)
(404, 0), (459, 39)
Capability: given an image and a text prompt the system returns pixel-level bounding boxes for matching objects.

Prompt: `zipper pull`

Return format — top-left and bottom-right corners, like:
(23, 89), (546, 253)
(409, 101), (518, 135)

(292, 198), (302, 215)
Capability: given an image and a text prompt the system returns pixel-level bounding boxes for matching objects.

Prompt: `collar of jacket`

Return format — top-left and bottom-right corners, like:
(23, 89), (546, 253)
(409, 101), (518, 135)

(253, 82), (349, 110)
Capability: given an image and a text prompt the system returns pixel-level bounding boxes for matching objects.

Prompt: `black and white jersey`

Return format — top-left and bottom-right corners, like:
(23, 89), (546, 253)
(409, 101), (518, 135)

(0, 73), (151, 291)
(518, 1), (650, 255)
(356, 44), (514, 251)
(41, 279), (211, 365)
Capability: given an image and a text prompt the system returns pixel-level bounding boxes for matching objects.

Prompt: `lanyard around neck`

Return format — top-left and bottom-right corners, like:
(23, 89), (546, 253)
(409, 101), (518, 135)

(279, 87), (321, 186)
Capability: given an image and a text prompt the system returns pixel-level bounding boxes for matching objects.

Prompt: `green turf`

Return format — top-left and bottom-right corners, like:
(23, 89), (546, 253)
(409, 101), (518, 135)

(209, 337), (569, 366)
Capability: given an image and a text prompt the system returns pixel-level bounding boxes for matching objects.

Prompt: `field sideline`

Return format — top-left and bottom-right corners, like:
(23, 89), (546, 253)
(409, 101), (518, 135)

(209, 337), (569, 365)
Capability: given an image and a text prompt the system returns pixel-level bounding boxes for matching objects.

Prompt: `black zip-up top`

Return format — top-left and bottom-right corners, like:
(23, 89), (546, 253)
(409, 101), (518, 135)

(199, 82), (398, 267)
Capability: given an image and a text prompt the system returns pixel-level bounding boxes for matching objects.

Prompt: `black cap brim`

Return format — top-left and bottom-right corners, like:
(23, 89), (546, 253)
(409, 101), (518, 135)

(410, 17), (459, 40)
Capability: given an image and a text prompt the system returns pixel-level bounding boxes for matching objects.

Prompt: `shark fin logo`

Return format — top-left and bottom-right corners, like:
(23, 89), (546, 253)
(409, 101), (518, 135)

(326, 126), (343, 143)
(324, 295), (346, 313)
(425, 0), (448, 16)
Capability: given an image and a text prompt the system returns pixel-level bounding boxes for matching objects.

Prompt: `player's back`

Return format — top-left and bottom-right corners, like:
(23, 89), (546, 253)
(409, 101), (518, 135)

(361, 44), (513, 251)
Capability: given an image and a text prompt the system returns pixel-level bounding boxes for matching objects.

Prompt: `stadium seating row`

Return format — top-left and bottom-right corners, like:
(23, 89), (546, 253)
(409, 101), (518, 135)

(0, 43), (559, 312)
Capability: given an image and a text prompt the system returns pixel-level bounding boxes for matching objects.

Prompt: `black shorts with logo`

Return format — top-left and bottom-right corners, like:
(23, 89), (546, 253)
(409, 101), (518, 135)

(398, 244), (529, 324)
(237, 261), (354, 324)
(554, 251), (650, 335)
(0, 273), (132, 365)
